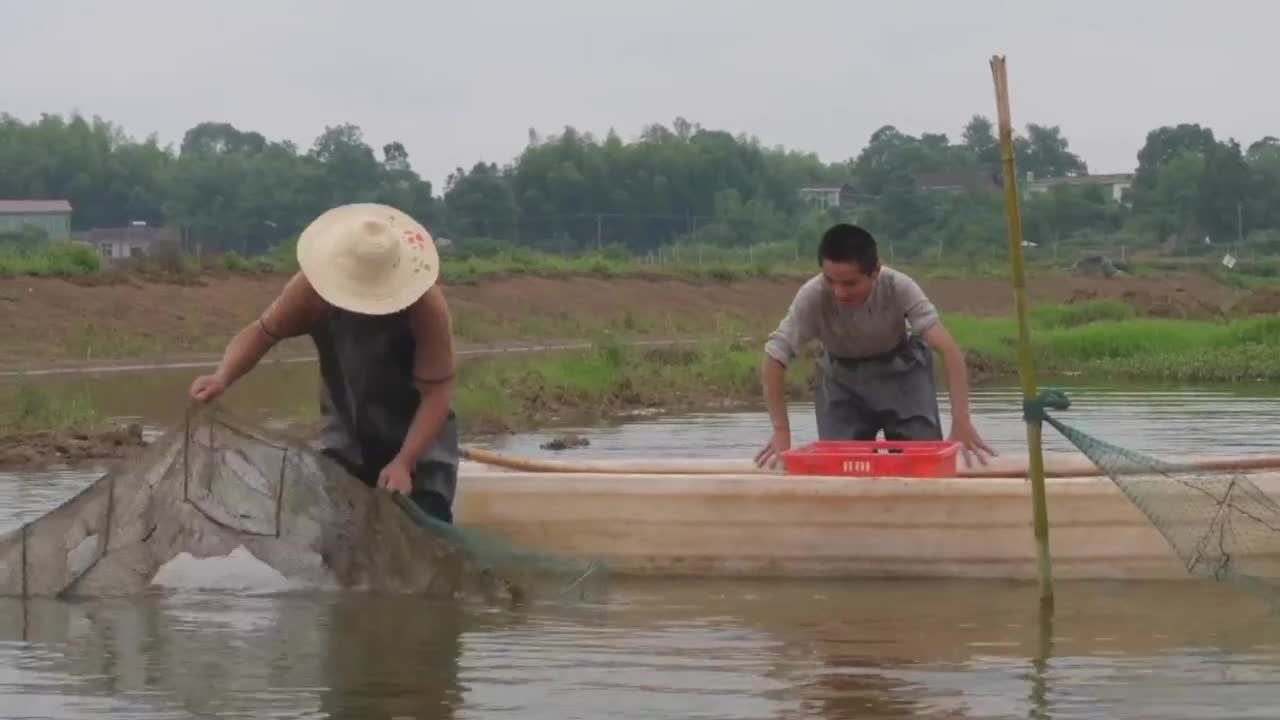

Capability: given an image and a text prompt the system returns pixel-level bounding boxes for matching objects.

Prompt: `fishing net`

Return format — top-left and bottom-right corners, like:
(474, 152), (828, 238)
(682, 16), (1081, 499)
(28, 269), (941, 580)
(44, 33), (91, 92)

(1027, 390), (1280, 597)
(0, 404), (605, 604)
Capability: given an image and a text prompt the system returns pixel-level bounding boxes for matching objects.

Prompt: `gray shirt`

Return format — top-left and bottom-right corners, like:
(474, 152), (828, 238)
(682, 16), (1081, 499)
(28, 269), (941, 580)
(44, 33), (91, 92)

(764, 267), (940, 365)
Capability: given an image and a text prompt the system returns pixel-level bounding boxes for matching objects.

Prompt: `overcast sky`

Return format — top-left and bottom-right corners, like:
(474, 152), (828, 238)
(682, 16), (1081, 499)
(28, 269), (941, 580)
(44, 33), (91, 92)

(3, 1), (1275, 189)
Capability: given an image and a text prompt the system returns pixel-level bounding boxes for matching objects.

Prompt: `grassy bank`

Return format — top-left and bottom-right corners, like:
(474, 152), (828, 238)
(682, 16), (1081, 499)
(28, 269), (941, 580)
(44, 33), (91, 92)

(1, 238), (1084, 286)
(454, 299), (1280, 436)
(948, 299), (1280, 383)
(6, 299), (1280, 469)
(0, 385), (146, 468)
(451, 335), (814, 435)
(4, 384), (103, 433)
(0, 336), (799, 467)
(452, 300), (1280, 436)
(0, 242), (103, 276)
(1, 240), (820, 283)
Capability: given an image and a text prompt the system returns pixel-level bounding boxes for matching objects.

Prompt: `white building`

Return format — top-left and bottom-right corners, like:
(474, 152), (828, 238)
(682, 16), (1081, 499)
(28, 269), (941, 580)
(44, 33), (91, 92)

(1024, 173), (1134, 204)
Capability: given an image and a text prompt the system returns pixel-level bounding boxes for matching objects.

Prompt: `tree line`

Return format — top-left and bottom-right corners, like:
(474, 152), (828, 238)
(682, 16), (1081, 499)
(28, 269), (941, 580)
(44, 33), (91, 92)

(2, 112), (1278, 261)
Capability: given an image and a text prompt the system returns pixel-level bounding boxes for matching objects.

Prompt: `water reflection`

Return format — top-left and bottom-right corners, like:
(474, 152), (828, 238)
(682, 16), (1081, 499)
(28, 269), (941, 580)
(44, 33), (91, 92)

(706, 579), (1280, 720)
(317, 596), (465, 720)
(0, 580), (1277, 718)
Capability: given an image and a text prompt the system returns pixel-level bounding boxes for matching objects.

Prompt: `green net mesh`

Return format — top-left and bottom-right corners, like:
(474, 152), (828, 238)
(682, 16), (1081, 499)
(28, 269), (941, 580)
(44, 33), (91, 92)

(1030, 390), (1280, 597)
(388, 488), (607, 604)
(0, 404), (605, 604)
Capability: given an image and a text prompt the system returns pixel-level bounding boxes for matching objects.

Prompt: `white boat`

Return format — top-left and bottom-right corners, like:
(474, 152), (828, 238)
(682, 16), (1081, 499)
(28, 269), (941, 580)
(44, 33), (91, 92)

(452, 450), (1280, 581)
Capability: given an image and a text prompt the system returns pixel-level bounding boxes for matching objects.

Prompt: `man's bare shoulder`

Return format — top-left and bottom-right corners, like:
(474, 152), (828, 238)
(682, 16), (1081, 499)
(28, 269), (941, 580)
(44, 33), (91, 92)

(261, 272), (329, 338)
(406, 286), (453, 338)
(409, 285), (449, 315)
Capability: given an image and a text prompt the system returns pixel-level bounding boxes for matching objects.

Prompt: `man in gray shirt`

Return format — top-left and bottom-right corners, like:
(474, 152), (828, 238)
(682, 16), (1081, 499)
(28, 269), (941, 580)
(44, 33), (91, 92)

(755, 223), (994, 469)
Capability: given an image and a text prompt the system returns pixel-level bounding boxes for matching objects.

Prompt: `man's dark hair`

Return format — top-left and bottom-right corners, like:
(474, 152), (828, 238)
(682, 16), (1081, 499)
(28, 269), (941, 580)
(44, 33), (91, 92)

(818, 223), (879, 273)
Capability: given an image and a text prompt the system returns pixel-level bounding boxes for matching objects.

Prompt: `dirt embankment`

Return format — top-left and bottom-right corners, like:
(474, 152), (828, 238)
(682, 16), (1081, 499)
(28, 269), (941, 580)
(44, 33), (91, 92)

(1228, 286), (1280, 316)
(0, 269), (1260, 370)
(0, 424), (147, 470)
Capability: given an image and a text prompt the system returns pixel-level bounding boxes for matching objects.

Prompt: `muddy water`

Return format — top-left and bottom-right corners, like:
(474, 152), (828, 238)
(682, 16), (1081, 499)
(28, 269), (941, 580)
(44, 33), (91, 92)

(490, 382), (1280, 460)
(5, 365), (1280, 717)
(0, 581), (1279, 718)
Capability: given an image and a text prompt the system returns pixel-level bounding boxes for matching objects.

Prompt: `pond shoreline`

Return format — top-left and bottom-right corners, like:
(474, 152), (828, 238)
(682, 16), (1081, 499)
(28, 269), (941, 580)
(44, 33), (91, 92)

(8, 296), (1280, 472)
(0, 423), (149, 473)
(0, 396), (770, 474)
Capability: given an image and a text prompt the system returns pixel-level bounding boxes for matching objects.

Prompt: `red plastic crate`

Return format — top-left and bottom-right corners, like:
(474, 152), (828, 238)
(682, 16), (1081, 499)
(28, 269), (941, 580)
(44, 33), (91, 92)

(781, 440), (960, 477)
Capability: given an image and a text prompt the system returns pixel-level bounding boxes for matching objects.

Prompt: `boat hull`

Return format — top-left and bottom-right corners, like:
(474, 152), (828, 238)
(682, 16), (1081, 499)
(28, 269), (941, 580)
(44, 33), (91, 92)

(452, 465), (1280, 580)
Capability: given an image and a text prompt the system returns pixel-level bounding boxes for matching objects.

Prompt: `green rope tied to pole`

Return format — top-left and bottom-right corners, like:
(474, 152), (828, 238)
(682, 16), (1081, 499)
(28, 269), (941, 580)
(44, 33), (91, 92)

(1023, 389), (1072, 424)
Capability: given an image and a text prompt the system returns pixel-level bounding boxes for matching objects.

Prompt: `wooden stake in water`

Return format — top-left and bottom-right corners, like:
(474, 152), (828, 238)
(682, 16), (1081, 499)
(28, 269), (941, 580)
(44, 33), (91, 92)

(990, 55), (1055, 611)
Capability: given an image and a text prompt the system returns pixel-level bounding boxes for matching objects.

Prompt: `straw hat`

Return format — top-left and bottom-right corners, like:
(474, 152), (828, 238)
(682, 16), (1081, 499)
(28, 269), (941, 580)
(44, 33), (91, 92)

(296, 203), (440, 315)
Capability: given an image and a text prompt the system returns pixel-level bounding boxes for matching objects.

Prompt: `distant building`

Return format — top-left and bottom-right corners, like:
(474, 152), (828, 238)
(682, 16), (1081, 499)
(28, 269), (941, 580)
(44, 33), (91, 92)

(0, 199), (73, 239)
(798, 183), (861, 210)
(1024, 172), (1134, 204)
(914, 169), (1002, 194)
(71, 224), (182, 262)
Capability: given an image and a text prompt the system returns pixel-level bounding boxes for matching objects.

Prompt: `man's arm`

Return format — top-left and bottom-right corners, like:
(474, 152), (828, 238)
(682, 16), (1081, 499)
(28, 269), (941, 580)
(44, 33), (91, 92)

(193, 273), (322, 400)
(897, 273), (993, 464)
(919, 322), (972, 425)
(920, 321), (994, 462)
(761, 356), (790, 437)
(756, 281), (820, 468)
(390, 286), (456, 470)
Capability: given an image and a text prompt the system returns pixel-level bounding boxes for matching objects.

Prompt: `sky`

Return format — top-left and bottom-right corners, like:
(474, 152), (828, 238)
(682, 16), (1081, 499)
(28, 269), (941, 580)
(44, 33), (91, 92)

(2, 0), (1276, 190)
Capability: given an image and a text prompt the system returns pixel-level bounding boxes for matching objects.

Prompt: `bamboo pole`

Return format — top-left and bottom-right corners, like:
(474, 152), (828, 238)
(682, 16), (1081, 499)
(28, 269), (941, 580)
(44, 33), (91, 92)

(990, 55), (1055, 611)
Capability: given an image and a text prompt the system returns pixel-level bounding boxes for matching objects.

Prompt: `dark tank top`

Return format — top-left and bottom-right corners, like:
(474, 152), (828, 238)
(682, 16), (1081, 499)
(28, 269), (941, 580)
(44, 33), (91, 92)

(309, 306), (459, 503)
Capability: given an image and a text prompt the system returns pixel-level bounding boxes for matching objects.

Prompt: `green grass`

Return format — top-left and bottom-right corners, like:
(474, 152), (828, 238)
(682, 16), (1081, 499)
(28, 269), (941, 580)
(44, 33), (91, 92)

(221, 250), (280, 273)
(1030, 299), (1136, 328)
(0, 243), (102, 276)
(452, 334), (813, 434)
(0, 240), (821, 283)
(946, 302), (1280, 382)
(0, 385), (101, 434)
(7, 299), (1280, 441)
(1074, 345), (1280, 384)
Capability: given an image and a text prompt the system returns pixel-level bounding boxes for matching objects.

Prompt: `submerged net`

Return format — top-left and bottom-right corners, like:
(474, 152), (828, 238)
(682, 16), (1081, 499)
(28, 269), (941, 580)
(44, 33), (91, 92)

(0, 404), (604, 604)
(1028, 390), (1280, 597)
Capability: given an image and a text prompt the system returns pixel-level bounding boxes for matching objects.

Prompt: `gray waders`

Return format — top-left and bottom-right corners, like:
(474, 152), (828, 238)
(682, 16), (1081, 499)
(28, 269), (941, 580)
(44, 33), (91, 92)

(814, 334), (943, 441)
(309, 306), (461, 524)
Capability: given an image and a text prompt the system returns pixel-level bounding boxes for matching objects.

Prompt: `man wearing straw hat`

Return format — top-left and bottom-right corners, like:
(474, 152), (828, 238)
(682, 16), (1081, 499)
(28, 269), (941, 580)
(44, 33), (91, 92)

(755, 223), (994, 469)
(188, 203), (461, 523)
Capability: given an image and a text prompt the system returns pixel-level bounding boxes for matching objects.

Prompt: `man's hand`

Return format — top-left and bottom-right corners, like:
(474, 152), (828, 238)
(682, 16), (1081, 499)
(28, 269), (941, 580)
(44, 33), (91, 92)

(377, 459), (414, 495)
(949, 416), (996, 468)
(755, 428), (791, 469)
(189, 374), (228, 404)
